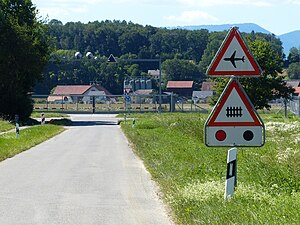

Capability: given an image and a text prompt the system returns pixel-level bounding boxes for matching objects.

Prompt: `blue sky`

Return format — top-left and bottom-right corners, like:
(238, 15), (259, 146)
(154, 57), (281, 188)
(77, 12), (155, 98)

(33, 0), (300, 35)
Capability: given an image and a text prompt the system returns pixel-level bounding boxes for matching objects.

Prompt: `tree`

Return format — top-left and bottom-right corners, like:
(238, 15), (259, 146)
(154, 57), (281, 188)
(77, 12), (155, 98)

(48, 19), (63, 26)
(199, 31), (226, 75)
(0, 0), (51, 120)
(287, 47), (300, 64)
(162, 58), (203, 89)
(287, 62), (300, 79)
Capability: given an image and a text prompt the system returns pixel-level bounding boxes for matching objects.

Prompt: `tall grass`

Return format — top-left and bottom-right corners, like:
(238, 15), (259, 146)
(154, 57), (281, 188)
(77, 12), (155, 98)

(0, 119), (15, 132)
(30, 112), (69, 118)
(0, 125), (65, 161)
(121, 113), (300, 224)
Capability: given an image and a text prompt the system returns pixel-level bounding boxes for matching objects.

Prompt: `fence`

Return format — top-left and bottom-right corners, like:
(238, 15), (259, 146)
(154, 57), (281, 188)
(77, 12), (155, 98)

(289, 96), (300, 116)
(32, 94), (208, 114)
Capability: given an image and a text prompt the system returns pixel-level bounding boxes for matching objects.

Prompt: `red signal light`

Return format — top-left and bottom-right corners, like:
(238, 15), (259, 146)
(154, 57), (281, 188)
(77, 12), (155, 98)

(215, 130), (226, 141)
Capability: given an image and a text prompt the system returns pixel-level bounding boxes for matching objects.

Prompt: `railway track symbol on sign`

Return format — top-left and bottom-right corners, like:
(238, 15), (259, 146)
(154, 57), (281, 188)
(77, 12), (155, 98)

(204, 78), (265, 147)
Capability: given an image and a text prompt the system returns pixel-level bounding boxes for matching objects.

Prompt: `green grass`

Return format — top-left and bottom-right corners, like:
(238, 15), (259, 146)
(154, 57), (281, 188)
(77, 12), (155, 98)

(30, 112), (69, 118)
(121, 113), (300, 225)
(0, 119), (15, 132)
(0, 124), (65, 162)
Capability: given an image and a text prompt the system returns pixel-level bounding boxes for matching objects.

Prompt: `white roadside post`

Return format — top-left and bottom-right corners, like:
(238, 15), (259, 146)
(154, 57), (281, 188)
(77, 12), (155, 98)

(15, 114), (20, 138)
(41, 113), (45, 125)
(224, 148), (237, 200)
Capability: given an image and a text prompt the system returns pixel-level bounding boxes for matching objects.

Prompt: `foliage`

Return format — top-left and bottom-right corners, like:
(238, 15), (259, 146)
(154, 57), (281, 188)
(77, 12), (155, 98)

(287, 47), (300, 64)
(121, 113), (300, 225)
(0, 0), (51, 120)
(286, 47), (300, 79)
(287, 62), (300, 79)
(199, 31), (227, 75)
(162, 58), (204, 89)
(47, 20), (209, 62)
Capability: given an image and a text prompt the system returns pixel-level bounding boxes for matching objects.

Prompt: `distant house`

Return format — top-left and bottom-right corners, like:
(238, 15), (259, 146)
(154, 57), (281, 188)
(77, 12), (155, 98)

(133, 89), (155, 95)
(201, 81), (216, 91)
(192, 91), (214, 103)
(166, 81), (194, 97)
(148, 70), (160, 80)
(48, 84), (112, 104)
(286, 80), (300, 96)
(132, 89), (155, 104)
(286, 80), (300, 87)
(294, 87), (300, 96)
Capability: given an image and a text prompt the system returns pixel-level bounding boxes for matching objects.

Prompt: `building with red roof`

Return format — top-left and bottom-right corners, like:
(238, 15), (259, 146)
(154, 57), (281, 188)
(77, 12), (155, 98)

(166, 81), (194, 97)
(48, 84), (112, 104)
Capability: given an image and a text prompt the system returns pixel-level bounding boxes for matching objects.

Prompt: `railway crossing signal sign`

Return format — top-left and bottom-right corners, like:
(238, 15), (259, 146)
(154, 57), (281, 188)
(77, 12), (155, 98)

(204, 78), (265, 147)
(207, 27), (262, 77)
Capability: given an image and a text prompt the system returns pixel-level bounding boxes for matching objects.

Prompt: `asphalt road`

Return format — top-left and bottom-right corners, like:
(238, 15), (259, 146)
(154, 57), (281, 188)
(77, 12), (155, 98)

(0, 114), (173, 225)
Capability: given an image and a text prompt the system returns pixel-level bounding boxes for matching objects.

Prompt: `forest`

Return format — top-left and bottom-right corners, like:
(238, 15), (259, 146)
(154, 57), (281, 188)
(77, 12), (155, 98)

(36, 19), (295, 105)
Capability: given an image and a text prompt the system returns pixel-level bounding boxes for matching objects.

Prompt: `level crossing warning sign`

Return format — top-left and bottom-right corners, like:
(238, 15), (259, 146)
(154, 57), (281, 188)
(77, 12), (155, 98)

(204, 78), (265, 147)
(206, 27), (262, 77)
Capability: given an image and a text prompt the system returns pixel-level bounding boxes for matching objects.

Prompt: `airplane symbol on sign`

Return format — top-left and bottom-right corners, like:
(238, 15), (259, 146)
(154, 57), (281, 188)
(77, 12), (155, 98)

(223, 50), (245, 68)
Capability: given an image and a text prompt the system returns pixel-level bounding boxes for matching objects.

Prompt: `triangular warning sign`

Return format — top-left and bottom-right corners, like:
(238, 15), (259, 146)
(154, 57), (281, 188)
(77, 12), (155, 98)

(107, 54), (117, 63)
(207, 27), (262, 77)
(207, 79), (263, 127)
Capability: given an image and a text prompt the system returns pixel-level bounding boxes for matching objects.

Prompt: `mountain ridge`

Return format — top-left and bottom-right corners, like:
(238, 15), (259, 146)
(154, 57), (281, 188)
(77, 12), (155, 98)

(176, 23), (299, 57)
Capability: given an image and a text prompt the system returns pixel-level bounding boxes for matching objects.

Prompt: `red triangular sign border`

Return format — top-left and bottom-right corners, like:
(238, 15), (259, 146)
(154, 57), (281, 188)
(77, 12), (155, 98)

(207, 79), (262, 126)
(207, 27), (261, 76)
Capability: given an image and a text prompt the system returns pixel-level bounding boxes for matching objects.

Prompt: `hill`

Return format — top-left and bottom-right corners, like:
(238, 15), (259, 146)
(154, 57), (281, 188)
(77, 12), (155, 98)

(279, 30), (300, 56)
(176, 23), (272, 34)
(178, 23), (300, 57)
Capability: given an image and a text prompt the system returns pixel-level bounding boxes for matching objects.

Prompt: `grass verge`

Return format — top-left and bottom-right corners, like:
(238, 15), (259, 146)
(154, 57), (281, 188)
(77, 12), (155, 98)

(0, 124), (65, 162)
(31, 112), (69, 118)
(0, 119), (15, 133)
(121, 113), (300, 225)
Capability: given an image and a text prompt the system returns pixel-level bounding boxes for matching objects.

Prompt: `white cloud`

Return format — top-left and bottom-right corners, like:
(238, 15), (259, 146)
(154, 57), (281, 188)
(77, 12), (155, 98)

(49, 0), (104, 3)
(38, 7), (69, 18)
(178, 0), (274, 7)
(289, 0), (300, 4)
(164, 10), (218, 23)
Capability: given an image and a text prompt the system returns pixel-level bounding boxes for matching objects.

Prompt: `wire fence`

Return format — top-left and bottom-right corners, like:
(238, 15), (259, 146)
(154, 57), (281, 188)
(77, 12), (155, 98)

(32, 94), (209, 114)
(289, 96), (300, 116)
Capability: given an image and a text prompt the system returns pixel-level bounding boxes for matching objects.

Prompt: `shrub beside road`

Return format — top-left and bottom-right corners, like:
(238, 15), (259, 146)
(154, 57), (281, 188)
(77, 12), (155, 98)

(121, 113), (300, 224)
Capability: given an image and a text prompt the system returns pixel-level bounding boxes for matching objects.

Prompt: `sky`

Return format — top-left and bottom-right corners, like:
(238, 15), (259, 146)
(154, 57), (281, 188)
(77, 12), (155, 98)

(32, 0), (300, 35)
